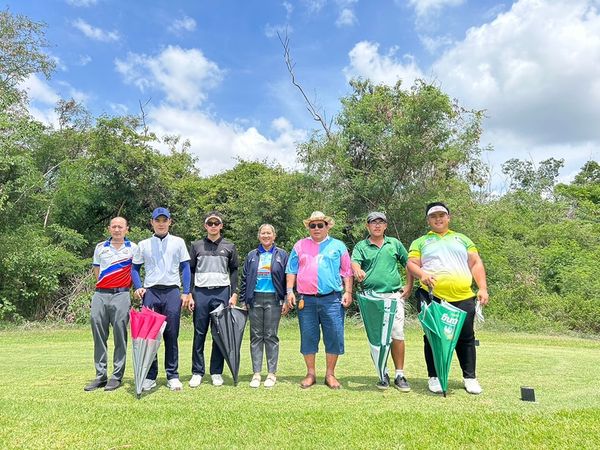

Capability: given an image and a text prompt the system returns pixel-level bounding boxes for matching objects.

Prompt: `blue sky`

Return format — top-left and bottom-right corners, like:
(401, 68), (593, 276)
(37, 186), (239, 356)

(7, 0), (600, 189)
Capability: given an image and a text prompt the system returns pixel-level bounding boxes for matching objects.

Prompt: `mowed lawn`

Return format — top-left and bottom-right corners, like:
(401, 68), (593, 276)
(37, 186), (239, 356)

(1, 317), (599, 450)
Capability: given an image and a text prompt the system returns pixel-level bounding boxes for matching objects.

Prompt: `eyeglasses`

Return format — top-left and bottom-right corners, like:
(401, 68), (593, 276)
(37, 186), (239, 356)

(369, 220), (386, 225)
(206, 221), (221, 227)
(309, 223), (325, 229)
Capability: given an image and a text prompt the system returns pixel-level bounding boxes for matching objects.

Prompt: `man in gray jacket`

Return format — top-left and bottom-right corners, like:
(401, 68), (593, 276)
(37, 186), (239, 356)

(186, 211), (239, 387)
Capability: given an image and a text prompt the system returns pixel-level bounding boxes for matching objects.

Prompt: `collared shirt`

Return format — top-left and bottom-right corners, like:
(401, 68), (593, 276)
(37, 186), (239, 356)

(286, 236), (352, 295)
(93, 238), (137, 289)
(189, 236), (239, 290)
(351, 236), (408, 293)
(408, 230), (478, 302)
(133, 234), (190, 288)
(255, 244), (276, 293)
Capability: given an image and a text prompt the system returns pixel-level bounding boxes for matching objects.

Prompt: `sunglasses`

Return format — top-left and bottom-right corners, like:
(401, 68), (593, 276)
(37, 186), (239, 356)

(309, 223), (326, 229)
(206, 221), (221, 227)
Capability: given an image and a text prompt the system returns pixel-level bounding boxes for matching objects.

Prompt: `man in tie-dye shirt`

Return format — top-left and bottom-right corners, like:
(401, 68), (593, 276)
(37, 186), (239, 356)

(286, 211), (353, 390)
(407, 202), (489, 395)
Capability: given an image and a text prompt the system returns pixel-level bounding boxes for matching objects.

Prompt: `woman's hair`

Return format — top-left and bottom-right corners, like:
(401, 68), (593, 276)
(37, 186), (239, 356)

(257, 223), (277, 238)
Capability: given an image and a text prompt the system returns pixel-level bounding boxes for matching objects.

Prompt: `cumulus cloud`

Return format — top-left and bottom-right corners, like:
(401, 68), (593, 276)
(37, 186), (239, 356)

(147, 106), (305, 175)
(169, 15), (197, 33)
(72, 18), (119, 42)
(21, 74), (60, 105)
(432, 0), (600, 145)
(302, 0), (327, 14)
(344, 41), (424, 86)
(114, 46), (304, 174)
(115, 46), (224, 109)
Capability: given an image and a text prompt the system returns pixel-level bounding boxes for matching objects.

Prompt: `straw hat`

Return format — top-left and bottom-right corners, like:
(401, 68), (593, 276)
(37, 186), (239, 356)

(303, 211), (335, 227)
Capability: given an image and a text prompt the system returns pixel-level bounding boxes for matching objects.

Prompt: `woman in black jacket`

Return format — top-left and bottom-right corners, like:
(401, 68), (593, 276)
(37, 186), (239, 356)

(239, 224), (289, 388)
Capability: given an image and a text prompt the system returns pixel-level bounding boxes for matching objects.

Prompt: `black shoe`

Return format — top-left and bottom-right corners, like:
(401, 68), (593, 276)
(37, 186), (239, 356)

(84, 378), (107, 391)
(104, 378), (122, 391)
(376, 373), (390, 390)
(394, 375), (411, 392)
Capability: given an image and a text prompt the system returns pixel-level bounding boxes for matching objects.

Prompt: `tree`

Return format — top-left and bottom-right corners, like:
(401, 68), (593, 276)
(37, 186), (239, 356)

(298, 79), (488, 244)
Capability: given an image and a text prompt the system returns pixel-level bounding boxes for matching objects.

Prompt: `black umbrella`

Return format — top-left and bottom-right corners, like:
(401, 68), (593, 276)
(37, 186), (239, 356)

(209, 304), (248, 386)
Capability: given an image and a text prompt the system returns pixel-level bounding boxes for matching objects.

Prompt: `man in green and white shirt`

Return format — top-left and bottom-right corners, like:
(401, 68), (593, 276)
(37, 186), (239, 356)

(351, 212), (413, 391)
(407, 202), (489, 395)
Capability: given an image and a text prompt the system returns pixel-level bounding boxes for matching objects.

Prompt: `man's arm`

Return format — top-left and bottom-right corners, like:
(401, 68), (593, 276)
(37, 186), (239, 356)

(407, 257), (436, 288)
(351, 261), (366, 282)
(92, 266), (99, 280)
(228, 245), (239, 306)
(468, 252), (489, 305)
(286, 273), (297, 308)
(132, 263), (146, 300)
(342, 274), (354, 307)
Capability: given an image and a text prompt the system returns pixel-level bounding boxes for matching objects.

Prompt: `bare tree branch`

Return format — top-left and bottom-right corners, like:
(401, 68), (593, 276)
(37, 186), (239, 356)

(277, 30), (332, 139)
(138, 98), (151, 137)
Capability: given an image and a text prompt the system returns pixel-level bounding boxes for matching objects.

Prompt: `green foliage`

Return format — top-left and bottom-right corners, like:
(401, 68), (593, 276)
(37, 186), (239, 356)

(0, 226), (87, 321)
(299, 79), (488, 245)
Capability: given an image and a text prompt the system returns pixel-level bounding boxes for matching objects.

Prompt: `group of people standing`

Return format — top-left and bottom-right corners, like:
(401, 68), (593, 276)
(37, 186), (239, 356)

(84, 202), (489, 396)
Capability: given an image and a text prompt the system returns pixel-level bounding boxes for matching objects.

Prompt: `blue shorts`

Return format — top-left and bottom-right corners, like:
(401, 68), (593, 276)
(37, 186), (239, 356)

(297, 292), (345, 355)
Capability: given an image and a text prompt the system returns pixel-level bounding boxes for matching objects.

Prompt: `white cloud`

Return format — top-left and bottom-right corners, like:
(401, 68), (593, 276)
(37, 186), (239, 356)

(265, 23), (291, 38)
(420, 34), (454, 53)
(169, 16), (197, 33)
(21, 74), (60, 105)
(147, 106), (305, 175)
(407, 0), (465, 17)
(283, 1), (294, 20)
(303, 0), (326, 14)
(66, 0), (98, 6)
(72, 18), (119, 42)
(336, 8), (357, 27)
(108, 102), (128, 115)
(344, 41), (424, 86)
(432, 0), (600, 145)
(78, 55), (92, 66)
(115, 46), (224, 109)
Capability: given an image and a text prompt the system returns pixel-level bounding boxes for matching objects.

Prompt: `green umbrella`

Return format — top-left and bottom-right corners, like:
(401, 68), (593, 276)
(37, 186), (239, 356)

(357, 291), (398, 384)
(418, 293), (466, 396)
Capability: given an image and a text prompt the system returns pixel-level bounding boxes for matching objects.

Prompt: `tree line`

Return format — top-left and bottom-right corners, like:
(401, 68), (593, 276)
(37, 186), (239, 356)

(1, 10), (598, 333)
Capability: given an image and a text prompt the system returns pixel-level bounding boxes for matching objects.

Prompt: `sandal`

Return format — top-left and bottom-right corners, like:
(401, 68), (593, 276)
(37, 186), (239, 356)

(300, 374), (316, 389)
(324, 375), (341, 390)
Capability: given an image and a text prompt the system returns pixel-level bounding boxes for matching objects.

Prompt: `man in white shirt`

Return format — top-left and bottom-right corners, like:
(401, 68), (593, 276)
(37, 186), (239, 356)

(132, 207), (191, 391)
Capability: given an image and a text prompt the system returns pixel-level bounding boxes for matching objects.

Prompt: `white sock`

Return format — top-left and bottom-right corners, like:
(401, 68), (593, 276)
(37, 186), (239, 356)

(395, 370), (404, 378)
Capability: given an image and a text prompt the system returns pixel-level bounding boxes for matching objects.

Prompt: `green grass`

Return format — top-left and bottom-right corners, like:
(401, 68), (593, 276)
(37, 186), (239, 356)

(1, 317), (599, 449)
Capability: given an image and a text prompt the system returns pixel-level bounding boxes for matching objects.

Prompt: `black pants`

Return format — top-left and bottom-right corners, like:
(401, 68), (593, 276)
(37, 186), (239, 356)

(191, 286), (229, 376)
(143, 287), (181, 380)
(416, 288), (477, 379)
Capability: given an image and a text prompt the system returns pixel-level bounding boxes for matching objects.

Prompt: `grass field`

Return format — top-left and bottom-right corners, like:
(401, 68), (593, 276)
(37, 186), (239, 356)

(1, 317), (599, 449)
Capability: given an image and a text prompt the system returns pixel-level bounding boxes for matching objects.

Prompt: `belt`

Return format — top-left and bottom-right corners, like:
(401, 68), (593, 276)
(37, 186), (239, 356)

(149, 285), (179, 291)
(301, 291), (337, 298)
(95, 287), (130, 294)
(198, 285), (228, 290)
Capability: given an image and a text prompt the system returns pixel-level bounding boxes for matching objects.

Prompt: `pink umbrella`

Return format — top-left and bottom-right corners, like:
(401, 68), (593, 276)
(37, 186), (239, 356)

(130, 307), (167, 398)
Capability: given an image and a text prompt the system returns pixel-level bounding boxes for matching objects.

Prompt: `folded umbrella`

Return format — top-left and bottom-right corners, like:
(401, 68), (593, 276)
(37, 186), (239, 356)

(209, 304), (248, 386)
(418, 292), (466, 397)
(356, 291), (398, 384)
(130, 307), (167, 398)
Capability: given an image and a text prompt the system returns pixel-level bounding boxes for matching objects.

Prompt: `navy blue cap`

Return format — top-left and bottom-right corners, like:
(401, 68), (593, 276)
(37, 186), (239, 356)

(152, 207), (171, 219)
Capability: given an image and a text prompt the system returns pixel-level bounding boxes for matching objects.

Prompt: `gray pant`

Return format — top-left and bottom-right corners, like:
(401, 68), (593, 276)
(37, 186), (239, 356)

(249, 293), (281, 374)
(90, 291), (130, 381)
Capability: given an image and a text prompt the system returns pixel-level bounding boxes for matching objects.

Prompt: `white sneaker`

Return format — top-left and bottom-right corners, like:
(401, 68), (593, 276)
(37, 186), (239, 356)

(249, 374), (261, 388)
(428, 377), (443, 394)
(189, 374), (203, 388)
(464, 378), (482, 395)
(264, 374), (276, 388)
(141, 378), (156, 391)
(211, 374), (224, 386)
(167, 378), (183, 391)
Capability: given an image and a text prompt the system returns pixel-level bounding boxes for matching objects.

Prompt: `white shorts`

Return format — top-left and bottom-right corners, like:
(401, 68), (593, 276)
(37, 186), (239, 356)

(391, 296), (405, 341)
(377, 292), (406, 341)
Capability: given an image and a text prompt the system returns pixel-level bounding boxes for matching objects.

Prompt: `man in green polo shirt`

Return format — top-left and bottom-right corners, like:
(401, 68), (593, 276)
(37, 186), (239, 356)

(351, 212), (413, 391)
